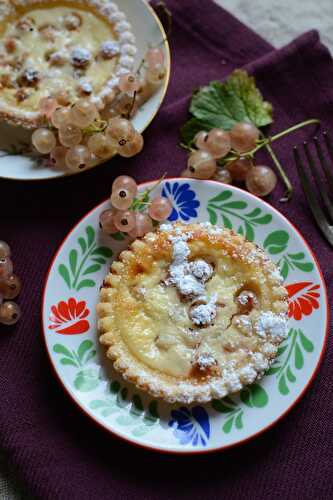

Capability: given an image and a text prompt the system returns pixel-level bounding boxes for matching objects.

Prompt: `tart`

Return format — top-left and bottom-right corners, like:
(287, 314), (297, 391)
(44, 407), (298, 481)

(0, 0), (136, 128)
(97, 222), (289, 403)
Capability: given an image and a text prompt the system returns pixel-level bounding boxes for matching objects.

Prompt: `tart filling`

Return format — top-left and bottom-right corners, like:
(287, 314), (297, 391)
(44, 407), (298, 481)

(0, 0), (136, 127)
(97, 222), (289, 403)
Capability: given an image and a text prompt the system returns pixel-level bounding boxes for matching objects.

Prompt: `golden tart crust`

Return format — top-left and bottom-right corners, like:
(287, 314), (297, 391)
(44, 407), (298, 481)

(0, 0), (136, 128)
(97, 223), (289, 404)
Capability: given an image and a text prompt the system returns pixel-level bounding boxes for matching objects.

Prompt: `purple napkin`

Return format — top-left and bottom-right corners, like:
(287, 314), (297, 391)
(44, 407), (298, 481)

(1, 1), (333, 498)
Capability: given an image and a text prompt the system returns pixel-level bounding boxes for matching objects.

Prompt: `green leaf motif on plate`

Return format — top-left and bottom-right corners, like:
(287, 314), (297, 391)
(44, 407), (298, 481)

(263, 230), (290, 255)
(58, 225), (113, 290)
(74, 368), (100, 392)
(212, 384), (268, 434)
(276, 253), (314, 280)
(89, 382), (160, 437)
(267, 328), (314, 395)
(53, 340), (98, 390)
(207, 190), (272, 241)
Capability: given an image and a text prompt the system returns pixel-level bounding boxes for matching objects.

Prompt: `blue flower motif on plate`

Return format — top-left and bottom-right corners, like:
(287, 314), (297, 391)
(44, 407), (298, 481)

(168, 406), (210, 446)
(161, 182), (200, 222)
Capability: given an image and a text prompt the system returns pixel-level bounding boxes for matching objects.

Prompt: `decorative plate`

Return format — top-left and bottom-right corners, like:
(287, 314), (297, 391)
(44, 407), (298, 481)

(42, 179), (328, 453)
(0, 0), (170, 182)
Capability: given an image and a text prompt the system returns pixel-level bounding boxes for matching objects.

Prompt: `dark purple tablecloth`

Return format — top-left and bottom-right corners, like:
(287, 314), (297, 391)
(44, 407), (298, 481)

(1, 1), (333, 498)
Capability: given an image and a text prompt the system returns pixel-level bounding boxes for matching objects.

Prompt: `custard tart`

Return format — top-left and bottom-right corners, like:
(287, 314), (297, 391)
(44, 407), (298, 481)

(0, 0), (136, 128)
(97, 222), (289, 403)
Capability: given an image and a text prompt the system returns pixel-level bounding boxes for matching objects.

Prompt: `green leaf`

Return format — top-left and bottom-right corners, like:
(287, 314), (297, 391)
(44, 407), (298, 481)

(222, 214), (233, 229)
(83, 264), (101, 276)
(240, 388), (253, 408)
(278, 374), (289, 395)
(245, 208), (261, 218)
(102, 407), (118, 417)
(116, 387), (128, 408)
(280, 260), (289, 280)
(277, 345), (288, 357)
(208, 191), (233, 204)
(116, 415), (136, 426)
(207, 207), (217, 225)
(92, 257), (106, 265)
(288, 252), (305, 260)
(249, 384), (269, 408)
(148, 400), (159, 419)
(221, 201), (247, 209)
(251, 214), (272, 225)
(235, 412), (243, 430)
(74, 368), (99, 392)
(132, 426), (150, 437)
(244, 221), (254, 241)
(60, 358), (78, 368)
(110, 381), (121, 393)
(287, 366), (296, 383)
(53, 344), (74, 359)
(90, 400), (108, 409)
(295, 343), (304, 369)
(266, 366), (280, 375)
(69, 249), (78, 276)
(76, 279), (95, 291)
(263, 230), (289, 254)
(91, 247), (113, 258)
(58, 264), (71, 289)
(84, 350), (96, 364)
(237, 225), (244, 236)
(180, 117), (209, 144)
(212, 399), (234, 413)
(224, 396), (237, 406)
(77, 339), (93, 362)
(78, 237), (87, 254)
(111, 232), (126, 241)
(292, 262), (314, 273)
(222, 416), (234, 434)
(131, 394), (144, 416)
(299, 330), (314, 353)
(189, 71), (273, 132)
(86, 226), (95, 247)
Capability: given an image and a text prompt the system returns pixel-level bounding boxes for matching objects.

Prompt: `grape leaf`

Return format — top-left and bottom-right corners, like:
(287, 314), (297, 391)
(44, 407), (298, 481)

(180, 70), (273, 145)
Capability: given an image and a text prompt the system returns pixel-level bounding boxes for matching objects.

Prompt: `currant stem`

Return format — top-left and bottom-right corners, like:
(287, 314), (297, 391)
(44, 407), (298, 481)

(264, 138), (293, 202)
(249, 118), (320, 156)
(180, 142), (195, 153)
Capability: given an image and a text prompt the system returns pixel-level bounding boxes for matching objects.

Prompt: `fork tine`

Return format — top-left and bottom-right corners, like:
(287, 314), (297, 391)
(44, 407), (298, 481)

(293, 146), (333, 246)
(323, 130), (333, 165)
(303, 141), (333, 222)
(313, 134), (333, 193)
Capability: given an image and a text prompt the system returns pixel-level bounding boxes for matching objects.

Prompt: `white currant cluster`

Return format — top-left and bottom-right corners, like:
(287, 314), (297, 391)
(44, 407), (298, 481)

(31, 47), (167, 171)
(182, 122), (278, 197)
(100, 175), (172, 237)
(0, 241), (22, 326)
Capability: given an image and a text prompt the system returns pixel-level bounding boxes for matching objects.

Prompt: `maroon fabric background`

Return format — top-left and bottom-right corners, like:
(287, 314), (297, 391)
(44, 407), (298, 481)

(1, 1), (333, 498)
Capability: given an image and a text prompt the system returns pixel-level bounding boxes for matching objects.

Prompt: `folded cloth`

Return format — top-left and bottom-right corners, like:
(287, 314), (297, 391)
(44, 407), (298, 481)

(1, 1), (333, 499)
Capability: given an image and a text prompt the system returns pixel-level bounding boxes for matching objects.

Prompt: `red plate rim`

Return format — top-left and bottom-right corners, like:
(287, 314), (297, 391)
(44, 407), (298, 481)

(41, 177), (330, 455)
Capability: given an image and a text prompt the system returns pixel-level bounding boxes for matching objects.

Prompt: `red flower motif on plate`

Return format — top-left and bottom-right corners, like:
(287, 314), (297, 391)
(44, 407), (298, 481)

(49, 298), (90, 334)
(286, 282), (320, 321)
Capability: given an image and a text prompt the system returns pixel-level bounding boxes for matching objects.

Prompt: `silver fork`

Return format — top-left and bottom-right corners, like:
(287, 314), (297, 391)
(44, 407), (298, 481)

(293, 131), (333, 247)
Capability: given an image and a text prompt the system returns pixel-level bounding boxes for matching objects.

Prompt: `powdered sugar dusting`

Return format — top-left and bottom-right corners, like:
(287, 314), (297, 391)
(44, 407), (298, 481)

(190, 293), (218, 326)
(255, 312), (288, 341)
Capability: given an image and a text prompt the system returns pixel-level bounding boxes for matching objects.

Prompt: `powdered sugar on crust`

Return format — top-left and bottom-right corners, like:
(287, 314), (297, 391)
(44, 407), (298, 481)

(98, 222), (289, 403)
(255, 311), (288, 341)
(190, 293), (218, 326)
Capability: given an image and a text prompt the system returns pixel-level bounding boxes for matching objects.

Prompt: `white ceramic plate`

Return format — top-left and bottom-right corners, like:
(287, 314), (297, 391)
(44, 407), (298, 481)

(42, 179), (328, 454)
(0, 0), (170, 181)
